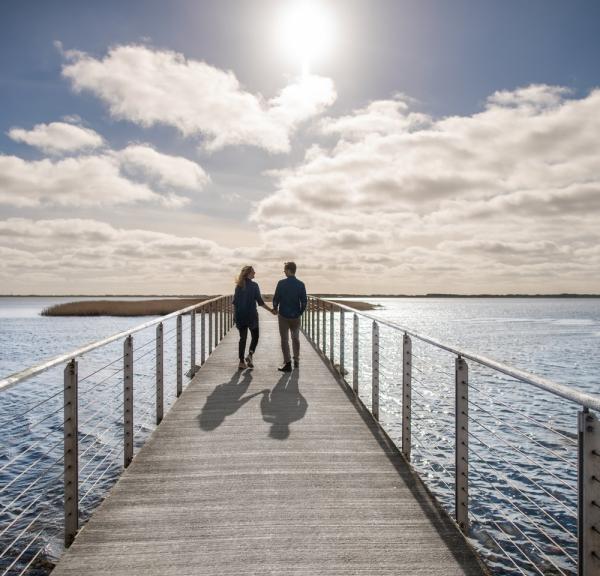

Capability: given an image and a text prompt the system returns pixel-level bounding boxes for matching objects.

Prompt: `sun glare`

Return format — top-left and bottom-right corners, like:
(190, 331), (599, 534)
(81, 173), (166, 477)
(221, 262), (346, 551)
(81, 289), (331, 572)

(278, 1), (335, 76)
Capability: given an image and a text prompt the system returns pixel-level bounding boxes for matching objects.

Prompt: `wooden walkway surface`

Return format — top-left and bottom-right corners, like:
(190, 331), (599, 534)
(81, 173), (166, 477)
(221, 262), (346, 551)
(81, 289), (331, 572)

(53, 309), (485, 576)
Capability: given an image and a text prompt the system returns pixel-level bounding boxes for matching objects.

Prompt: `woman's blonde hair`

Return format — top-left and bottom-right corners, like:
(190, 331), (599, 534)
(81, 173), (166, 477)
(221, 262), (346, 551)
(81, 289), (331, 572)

(235, 265), (254, 289)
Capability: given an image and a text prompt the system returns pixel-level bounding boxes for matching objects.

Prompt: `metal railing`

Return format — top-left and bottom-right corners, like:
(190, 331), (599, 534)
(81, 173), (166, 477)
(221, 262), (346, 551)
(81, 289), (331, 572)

(302, 296), (600, 576)
(0, 295), (234, 575)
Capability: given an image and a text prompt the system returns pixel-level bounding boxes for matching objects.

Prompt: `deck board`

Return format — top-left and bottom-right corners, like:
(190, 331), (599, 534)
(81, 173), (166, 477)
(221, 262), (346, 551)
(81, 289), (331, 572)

(53, 309), (485, 575)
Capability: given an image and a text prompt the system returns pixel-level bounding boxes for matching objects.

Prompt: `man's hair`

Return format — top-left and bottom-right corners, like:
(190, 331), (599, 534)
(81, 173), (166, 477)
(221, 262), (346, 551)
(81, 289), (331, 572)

(284, 261), (297, 274)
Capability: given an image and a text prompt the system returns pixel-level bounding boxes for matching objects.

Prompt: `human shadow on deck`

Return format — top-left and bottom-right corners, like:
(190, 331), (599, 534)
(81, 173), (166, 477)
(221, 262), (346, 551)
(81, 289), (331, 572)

(260, 371), (308, 440)
(198, 371), (265, 431)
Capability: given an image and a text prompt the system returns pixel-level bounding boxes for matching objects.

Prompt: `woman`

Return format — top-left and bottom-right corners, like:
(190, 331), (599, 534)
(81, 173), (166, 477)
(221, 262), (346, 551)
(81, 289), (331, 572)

(233, 265), (274, 370)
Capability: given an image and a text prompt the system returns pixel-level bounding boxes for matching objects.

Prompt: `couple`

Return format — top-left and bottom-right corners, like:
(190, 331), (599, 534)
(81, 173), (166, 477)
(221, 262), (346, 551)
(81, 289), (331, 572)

(233, 261), (307, 372)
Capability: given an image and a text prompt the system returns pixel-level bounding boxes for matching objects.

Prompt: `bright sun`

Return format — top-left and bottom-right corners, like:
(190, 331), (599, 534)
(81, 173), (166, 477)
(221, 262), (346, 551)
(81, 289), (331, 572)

(278, 1), (335, 76)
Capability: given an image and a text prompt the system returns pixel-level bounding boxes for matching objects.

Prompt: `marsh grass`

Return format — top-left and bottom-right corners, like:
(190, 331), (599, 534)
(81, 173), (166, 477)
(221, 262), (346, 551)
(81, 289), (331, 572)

(41, 298), (210, 316)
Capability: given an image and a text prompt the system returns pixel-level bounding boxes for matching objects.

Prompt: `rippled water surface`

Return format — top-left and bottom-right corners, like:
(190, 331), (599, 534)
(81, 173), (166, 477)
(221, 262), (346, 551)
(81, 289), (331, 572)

(1, 296), (599, 575)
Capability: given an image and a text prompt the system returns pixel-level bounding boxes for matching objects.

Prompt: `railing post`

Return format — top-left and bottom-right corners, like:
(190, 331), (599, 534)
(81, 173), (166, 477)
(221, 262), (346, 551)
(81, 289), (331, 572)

(316, 300), (320, 349)
(220, 297), (224, 341)
(352, 313), (359, 394)
(190, 310), (197, 377)
(201, 308), (206, 364)
(64, 359), (78, 548)
(579, 408), (600, 575)
(311, 299), (315, 341)
(226, 296), (230, 332)
(455, 355), (469, 533)
(214, 301), (219, 349)
(322, 302), (327, 354)
(176, 315), (183, 397)
(156, 323), (163, 425)
(124, 335), (133, 468)
(339, 309), (345, 377)
(402, 334), (412, 460)
(372, 321), (379, 420)
(209, 303), (213, 355)
(329, 304), (334, 363)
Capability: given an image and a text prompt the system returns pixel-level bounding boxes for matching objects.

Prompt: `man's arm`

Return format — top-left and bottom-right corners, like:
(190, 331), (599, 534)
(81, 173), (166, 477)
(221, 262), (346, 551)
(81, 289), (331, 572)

(299, 282), (307, 314)
(272, 280), (281, 312)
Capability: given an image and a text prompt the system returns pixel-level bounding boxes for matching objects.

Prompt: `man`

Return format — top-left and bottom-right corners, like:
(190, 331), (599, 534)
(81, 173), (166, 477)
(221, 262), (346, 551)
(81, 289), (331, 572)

(272, 261), (307, 372)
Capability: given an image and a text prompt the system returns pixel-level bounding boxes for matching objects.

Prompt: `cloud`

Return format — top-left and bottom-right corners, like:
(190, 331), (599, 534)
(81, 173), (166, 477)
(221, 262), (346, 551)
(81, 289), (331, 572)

(252, 86), (600, 292)
(321, 96), (430, 138)
(487, 84), (571, 109)
(117, 145), (210, 190)
(0, 218), (264, 293)
(8, 122), (104, 154)
(0, 153), (188, 208)
(62, 44), (336, 153)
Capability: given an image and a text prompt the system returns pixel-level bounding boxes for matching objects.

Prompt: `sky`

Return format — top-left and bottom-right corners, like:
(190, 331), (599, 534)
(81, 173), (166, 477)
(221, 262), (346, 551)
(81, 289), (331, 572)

(1, 0), (600, 295)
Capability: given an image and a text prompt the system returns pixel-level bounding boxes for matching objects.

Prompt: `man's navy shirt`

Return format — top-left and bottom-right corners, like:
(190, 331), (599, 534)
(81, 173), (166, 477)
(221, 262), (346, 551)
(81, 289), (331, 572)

(233, 279), (264, 328)
(273, 276), (307, 319)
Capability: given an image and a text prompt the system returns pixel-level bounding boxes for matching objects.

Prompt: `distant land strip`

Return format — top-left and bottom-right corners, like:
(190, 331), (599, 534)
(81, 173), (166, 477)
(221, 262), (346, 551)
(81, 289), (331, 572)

(317, 293), (600, 298)
(41, 298), (377, 316)
(3, 293), (599, 298)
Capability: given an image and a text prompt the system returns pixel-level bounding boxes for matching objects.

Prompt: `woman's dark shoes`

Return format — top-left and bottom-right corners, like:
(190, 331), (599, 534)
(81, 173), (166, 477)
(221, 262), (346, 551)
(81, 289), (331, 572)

(238, 360), (247, 370)
(278, 362), (292, 372)
(245, 353), (254, 369)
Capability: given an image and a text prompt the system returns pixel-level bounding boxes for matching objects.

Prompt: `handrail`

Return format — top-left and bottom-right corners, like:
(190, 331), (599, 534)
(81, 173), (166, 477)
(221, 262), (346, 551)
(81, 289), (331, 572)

(0, 295), (224, 393)
(318, 296), (600, 412)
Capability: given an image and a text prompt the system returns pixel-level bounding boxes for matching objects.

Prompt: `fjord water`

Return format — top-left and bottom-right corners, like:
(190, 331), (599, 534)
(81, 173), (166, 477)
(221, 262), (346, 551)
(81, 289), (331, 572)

(1, 296), (599, 575)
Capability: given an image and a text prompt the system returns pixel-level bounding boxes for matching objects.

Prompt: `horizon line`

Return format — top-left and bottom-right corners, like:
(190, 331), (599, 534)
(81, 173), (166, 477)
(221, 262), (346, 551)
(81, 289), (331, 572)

(1, 293), (600, 298)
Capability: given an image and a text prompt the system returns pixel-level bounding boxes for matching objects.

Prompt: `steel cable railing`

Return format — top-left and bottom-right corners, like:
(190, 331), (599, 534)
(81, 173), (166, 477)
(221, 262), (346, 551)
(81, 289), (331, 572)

(0, 294), (234, 575)
(303, 295), (600, 576)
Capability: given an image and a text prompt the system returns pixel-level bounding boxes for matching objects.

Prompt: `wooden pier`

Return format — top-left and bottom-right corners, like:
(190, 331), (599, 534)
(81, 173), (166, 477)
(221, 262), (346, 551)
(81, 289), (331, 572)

(52, 309), (485, 575)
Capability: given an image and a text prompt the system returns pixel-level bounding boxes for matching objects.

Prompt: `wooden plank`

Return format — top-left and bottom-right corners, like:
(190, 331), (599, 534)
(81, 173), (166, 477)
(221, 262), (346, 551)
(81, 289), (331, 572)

(53, 309), (486, 576)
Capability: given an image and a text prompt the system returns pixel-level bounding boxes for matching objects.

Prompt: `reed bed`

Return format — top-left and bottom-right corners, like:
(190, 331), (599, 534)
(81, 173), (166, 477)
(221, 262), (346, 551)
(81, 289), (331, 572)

(41, 298), (210, 316)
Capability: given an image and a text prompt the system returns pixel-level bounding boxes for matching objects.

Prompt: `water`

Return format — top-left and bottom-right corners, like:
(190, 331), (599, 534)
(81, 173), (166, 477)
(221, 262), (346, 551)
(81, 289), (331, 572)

(1, 296), (599, 574)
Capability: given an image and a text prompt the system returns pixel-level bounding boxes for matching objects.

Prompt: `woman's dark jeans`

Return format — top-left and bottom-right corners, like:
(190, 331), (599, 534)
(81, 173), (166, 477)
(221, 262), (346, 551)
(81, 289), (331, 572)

(237, 325), (259, 360)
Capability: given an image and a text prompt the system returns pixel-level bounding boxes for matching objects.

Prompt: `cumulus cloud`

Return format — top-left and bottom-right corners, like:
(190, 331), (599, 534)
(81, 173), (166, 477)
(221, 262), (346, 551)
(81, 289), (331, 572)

(0, 154), (188, 208)
(321, 96), (430, 138)
(252, 86), (600, 292)
(8, 122), (104, 154)
(62, 44), (336, 153)
(117, 145), (210, 190)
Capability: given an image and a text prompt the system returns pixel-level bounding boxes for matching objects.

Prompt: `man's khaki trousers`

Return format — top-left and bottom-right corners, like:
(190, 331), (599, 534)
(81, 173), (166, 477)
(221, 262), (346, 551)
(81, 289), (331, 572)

(278, 315), (301, 363)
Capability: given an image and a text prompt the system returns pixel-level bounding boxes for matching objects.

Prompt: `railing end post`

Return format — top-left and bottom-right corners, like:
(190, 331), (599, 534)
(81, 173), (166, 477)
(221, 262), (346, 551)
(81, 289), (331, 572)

(579, 409), (600, 575)
(455, 355), (469, 533)
(64, 358), (79, 547)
